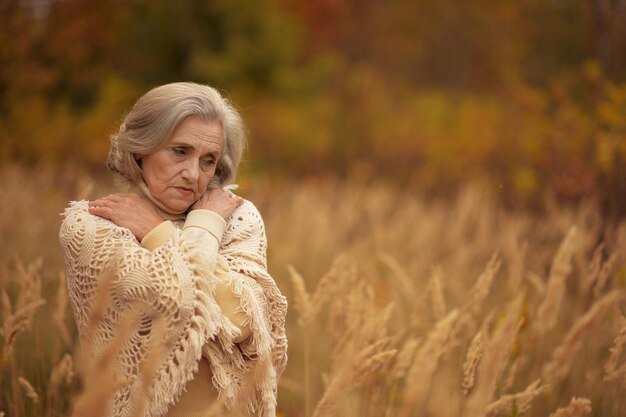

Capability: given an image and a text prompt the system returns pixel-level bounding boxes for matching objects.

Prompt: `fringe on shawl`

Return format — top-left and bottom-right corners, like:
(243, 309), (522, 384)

(142, 230), (242, 417)
(201, 202), (288, 417)
(204, 266), (287, 415)
(61, 200), (287, 417)
(203, 270), (276, 415)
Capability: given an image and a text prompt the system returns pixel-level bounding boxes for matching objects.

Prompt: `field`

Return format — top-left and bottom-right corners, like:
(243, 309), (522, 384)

(0, 165), (625, 417)
(2, 0), (626, 415)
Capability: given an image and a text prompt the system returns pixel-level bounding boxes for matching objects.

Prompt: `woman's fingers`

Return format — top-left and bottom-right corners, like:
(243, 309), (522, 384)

(227, 190), (244, 206)
(191, 187), (244, 218)
(90, 193), (134, 207)
(88, 193), (135, 218)
(88, 200), (105, 209)
(88, 204), (114, 220)
(88, 193), (162, 240)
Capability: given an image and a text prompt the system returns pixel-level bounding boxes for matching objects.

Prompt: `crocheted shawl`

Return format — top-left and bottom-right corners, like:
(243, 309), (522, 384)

(59, 199), (288, 417)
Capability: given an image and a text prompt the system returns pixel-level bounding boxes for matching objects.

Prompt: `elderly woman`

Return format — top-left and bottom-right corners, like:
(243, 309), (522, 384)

(59, 82), (287, 417)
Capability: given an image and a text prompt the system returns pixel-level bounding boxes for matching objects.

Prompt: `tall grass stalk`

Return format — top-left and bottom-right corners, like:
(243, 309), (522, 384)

(1, 168), (626, 416)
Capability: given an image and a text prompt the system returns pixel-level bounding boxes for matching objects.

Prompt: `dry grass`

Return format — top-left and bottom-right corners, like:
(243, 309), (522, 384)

(1, 165), (626, 416)
(461, 331), (484, 396)
(483, 379), (548, 417)
(547, 397), (592, 417)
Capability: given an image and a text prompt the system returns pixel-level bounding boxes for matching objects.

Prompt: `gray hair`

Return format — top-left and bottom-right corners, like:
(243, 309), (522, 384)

(107, 82), (246, 187)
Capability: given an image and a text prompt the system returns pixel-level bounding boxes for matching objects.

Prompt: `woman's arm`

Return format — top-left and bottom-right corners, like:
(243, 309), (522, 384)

(59, 200), (253, 416)
(210, 201), (288, 372)
(59, 200), (240, 346)
(86, 188), (251, 342)
(86, 186), (244, 241)
(138, 210), (252, 343)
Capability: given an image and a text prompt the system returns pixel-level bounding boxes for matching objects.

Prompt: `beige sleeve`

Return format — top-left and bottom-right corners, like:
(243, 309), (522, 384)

(184, 210), (253, 343)
(214, 262), (252, 343)
(140, 221), (176, 250)
(140, 213), (251, 343)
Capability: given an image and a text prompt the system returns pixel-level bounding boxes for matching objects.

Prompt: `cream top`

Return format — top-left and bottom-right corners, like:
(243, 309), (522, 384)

(59, 189), (287, 417)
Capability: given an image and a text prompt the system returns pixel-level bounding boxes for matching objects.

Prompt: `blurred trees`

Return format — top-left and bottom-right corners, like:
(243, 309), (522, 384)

(0, 0), (625, 214)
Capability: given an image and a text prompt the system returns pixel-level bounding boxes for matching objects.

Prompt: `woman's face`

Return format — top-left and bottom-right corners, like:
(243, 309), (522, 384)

(140, 117), (224, 213)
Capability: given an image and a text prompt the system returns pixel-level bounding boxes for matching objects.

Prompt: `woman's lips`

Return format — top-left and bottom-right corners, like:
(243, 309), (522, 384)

(174, 187), (194, 196)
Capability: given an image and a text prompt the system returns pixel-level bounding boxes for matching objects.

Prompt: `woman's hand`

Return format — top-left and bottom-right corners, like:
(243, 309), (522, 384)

(88, 193), (163, 241)
(191, 187), (244, 219)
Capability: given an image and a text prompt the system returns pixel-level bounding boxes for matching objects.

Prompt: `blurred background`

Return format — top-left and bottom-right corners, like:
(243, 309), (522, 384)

(2, 1), (626, 416)
(2, 0), (625, 214)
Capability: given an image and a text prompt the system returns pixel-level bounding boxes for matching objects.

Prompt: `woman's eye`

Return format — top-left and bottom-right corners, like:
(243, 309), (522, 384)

(172, 148), (186, 156)
(202, 158), (215, 167)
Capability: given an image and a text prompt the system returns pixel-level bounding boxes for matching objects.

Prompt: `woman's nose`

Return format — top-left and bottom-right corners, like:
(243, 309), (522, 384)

(181, 159), (200, 182)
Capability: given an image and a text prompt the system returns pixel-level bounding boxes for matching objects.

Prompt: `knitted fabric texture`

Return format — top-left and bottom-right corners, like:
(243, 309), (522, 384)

(59, 200), (288, 417)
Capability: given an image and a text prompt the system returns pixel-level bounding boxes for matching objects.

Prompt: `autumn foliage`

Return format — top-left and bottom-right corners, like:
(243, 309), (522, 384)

(1, 0), (625, 214)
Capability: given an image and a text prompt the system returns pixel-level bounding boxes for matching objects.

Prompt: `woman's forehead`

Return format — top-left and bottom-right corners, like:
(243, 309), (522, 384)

(166, 118), (224, 154)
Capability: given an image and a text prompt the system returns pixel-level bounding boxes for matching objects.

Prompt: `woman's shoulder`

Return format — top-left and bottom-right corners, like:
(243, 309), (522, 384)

(61, 200), (88, 216)
(61, 200), (102, 224)
(223, 199), (266, 239)
(228, 199), (265, 225)
(59, 200), (124, 237)
(60, 200), (91, 226)
(231, 199), (262, 218)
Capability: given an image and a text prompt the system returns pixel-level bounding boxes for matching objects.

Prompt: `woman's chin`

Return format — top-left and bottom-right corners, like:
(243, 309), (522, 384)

(160, 198), (192, 214)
